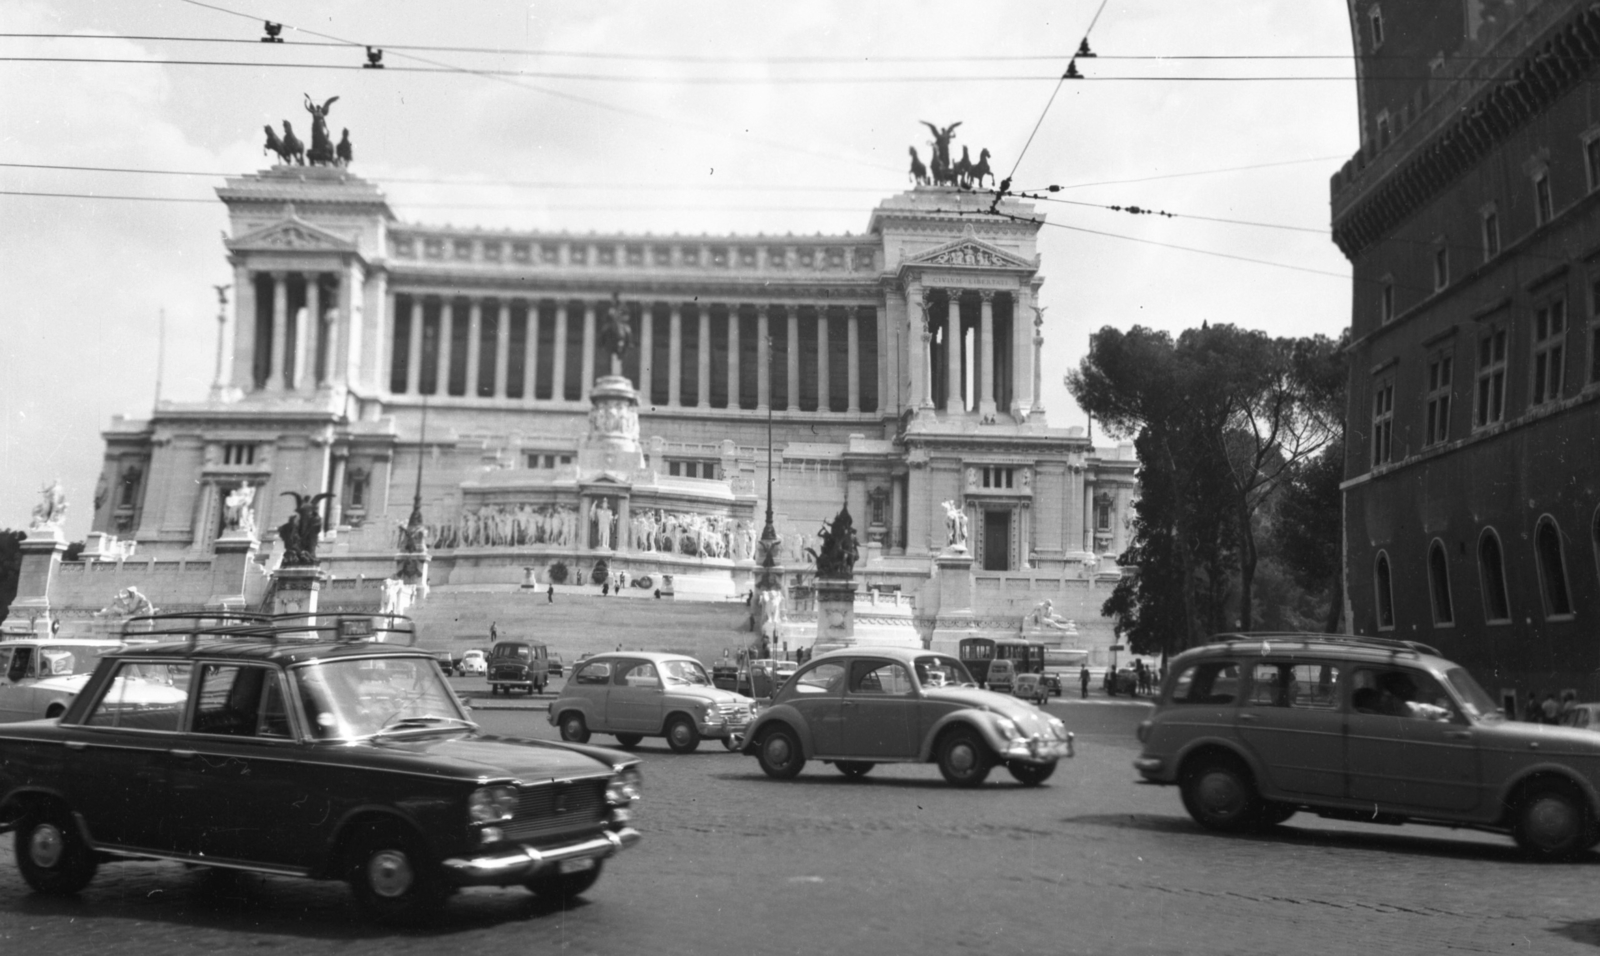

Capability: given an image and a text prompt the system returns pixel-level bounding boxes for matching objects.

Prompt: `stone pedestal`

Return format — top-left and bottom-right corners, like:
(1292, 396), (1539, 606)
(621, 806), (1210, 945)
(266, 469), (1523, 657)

(928, 547), (977, 649)
(9, 526), (66, 636)
(577, 375), (646, 480)
(271, 565), (328, 617)
(521, 565), (539, 589)
(207, 533), (261, 608)
(812, 577), (858, 654)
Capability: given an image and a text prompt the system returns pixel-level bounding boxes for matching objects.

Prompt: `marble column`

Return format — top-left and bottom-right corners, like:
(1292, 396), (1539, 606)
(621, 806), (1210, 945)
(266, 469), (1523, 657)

(495, 301), (511, 397)
(945, 291), (962, 413)
(522, 302), (539, 400)
(291, 274), (315, 392)
(668, 304), (683, 408)
(1011, 286), (1033, 417)
(847, 306), (861, 413)
(786, 308), (800, 412)
(979, 291), (996, 416)
(406, 299), (424, 396)
(617, 495), (632, 551)
(817, 307), (830, 413)
(756, 305), (771, 413)
(466, 299), (483, 397)
(697, 304), (711, 408)
(1031, 302), (1046, 418)
(437, 300), (455, 396)
(904, 283), (926, 410)
(328, 453), (348, 528)
(1083, 475), (1094, 552)
(267, 272), (287, 391)
(579, 496), (593, 551)
(726, 305), (741, 409)
(552, 301), (569, 401)
(580, 301), (597, 398)
(233, 264), (255, 390)
(889, 476), (905, 554)
(639, 302), (654, 400)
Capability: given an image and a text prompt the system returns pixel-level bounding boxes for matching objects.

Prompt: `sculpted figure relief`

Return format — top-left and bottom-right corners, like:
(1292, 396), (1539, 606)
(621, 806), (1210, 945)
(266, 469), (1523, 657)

(1030, 599), (1077, 632)
(941, 499), (969, 550)
(277, 491), (332, 567)
(96, 586), (156, 619)
(222, 484), (257, 535)
(30, 479), (68, 531)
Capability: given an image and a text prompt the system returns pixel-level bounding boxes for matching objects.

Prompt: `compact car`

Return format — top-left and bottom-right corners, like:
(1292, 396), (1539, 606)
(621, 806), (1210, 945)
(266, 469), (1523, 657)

(488, 640), (549, 695)
(459, 649), (487, 676)
(742, 647), (1074, 787)
(548, 654), (566, 678)
(1135, 633), (1600, 858)
(0, 613), (642, 922)
(0, 638), (177, 723)
(550, 652), (757, 753)
(1012, 673), (1050, 705)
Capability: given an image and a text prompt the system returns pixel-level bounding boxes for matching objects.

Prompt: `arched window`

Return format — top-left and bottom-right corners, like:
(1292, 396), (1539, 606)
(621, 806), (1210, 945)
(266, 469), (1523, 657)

(1428, 540), (1454, 625)
(1374, 551), (1395, 630)
(1479, 529), (1511, 623)
(1535, 516), (1574, 618)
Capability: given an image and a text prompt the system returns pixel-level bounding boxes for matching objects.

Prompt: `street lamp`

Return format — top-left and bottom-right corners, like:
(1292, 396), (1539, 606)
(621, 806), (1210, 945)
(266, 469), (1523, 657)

(758, 334), (780, 590)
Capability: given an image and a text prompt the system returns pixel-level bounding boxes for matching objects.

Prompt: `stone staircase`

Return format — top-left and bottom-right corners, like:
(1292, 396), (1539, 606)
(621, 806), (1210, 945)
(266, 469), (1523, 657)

(405, 584), (755, 665)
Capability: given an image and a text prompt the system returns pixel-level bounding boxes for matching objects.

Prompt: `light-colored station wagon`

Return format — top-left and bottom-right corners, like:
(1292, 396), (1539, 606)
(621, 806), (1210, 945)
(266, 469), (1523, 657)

(1134, 633), (1600, 858)
(549, 652), (757, 753)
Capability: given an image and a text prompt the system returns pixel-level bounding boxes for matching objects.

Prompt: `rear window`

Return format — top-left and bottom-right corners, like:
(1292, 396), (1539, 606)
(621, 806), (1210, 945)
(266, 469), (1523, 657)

(1168, 661), (1241, 705)
(493, 644), (532, 660)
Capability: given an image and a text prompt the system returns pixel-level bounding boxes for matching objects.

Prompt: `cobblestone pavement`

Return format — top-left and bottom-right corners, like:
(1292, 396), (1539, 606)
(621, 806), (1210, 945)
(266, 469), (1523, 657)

(2, 705), (1599, 955)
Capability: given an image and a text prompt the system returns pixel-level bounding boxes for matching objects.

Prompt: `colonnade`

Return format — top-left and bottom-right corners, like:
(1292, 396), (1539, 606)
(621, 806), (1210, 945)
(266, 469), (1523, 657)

(236, 269), (348, 392)
(902, 285), (1031, 417)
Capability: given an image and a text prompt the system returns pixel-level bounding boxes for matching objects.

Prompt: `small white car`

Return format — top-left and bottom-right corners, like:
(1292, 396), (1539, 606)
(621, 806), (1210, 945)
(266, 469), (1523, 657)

(0, 638), (184, 722)
(460, 649), (488, 676)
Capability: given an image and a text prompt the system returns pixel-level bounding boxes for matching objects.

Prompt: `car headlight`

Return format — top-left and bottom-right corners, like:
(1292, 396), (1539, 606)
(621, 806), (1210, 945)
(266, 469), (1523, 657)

(994, 717), (1024, 740)
(468, 785), (518, 823)
(1047, 716), (1068, 739)
(607, 767), (643, 805)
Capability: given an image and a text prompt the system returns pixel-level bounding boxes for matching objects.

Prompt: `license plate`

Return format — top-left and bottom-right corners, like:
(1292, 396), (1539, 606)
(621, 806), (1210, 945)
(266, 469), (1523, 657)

(559, 856), (597, 874)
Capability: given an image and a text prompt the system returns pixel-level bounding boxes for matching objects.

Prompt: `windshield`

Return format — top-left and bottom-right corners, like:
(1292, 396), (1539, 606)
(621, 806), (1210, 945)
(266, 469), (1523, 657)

(662, 659), (711, 686)
(913, 654), (974, 687)
(293, 656), (468, 739)
(1443, 666), (1504, 722)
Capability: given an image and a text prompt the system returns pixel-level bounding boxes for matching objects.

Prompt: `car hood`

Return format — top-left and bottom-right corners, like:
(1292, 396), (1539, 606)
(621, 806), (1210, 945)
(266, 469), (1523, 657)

(1475, 720), (1600, 753)
(922, 686), (1050, 725)
(669, 685), (755, 705)
(363, 732), (632, 782)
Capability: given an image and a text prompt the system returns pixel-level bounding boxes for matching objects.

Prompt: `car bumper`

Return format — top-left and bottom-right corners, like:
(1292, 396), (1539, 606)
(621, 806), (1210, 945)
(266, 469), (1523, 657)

(1001, 733), (1074, 763)
(700, 716), (752, 738)
(440, 827), (642, 887)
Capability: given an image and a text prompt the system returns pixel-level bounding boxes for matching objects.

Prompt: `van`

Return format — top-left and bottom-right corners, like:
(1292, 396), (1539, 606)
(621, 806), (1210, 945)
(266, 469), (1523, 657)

(986, 658), (1018, 694)
(487, 639), (549, 695)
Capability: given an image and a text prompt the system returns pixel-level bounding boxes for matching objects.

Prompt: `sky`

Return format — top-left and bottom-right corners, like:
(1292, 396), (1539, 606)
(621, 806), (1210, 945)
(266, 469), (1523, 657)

(0, 0), (1359, 540)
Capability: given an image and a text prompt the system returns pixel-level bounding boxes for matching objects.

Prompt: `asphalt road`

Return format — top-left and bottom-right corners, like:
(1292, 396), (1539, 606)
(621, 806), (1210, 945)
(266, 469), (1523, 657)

(4, 698), (1600, 955)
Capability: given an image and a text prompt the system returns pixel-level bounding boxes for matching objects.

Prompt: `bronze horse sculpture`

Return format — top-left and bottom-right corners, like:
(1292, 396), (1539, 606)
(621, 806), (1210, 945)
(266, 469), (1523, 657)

(908, 146), (929, 185)
(263, 122), (304, 165)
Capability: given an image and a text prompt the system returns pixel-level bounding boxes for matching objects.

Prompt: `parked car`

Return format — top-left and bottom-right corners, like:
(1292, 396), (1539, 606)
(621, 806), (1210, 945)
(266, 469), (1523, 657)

(548, 653), (566, 678)
(742, 648), (1074, 787)
(1040, 673), (1063, 698)
(1134, 632), (1600, 859)
(459, 649), (487, 676)
(1104, 666), (1138, 696)
(488, 640), (549, 695)
(0, 638), (167, 722)
(432, 650), (460, 677)
(1560, 703), (1600, 730)
(551, 652), (757, 753)
(1012, 673), (1050, 706)
(0, 614), (642, 922)
(711, 657), (739, 691)
(985, 658), (1018, 695)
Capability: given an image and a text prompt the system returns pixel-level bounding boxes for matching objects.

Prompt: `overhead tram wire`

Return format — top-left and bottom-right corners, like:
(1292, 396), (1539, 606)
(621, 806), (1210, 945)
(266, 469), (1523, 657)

(0, 189), (868, 214)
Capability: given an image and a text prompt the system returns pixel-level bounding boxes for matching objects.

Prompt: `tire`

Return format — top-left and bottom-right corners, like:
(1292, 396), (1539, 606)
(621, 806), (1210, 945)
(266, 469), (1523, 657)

(665, 715), (701, 754)
(525, 859), (603, 904)
(346, 822), (447, 925)
(1179, 755), (1262, 832)
(15, 802), (97, 895)
(1513, 783), (1589, 859)
(756, 725), (806, 779)
(1256, 800), (1298, 827)
(614, 733), (643, 749)
(835, 760), (874, 778)
(558, 711), (591, 743)
(1007, 760), (1056, 787)
(937, 727), (993, 787)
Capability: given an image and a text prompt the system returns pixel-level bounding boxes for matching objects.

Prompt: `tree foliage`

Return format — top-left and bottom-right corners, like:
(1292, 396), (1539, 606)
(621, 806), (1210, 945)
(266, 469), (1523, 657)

(0, 529), (25, 625)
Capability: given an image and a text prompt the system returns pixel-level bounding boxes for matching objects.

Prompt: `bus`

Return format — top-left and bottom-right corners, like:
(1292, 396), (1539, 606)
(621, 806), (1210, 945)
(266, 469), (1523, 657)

(941, 637), (1049, 685)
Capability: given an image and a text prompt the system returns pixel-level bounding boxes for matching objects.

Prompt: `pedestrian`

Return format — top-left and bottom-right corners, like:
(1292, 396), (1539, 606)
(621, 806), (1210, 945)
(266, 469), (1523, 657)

(1525, 691), (1539, 722)
(1542, 692), (1561, 724)
(602, 581), (610, 597)
(490, 622), (498, 640)
(1561, 690), (1578, 725)
(547, 584), (554, 603)
(1105, 667), (1116, 697)
(653, 588), (661, 599)
(1079, 664), (1090, 700)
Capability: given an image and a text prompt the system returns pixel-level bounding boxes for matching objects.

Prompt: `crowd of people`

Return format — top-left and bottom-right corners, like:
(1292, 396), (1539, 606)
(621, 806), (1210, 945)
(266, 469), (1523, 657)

(1521, 689), (1579, 724)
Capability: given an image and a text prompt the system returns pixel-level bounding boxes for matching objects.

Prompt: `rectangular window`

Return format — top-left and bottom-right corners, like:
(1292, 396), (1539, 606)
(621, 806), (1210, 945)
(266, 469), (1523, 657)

(223, 443), (256, 466)
(1482, 209), (1500, 260)
(1534, 172), (1554, 226)
(1531, 299), (1567, 406)
(1433, 246), (1449, 291)
(1424, 352), (1453, 446)
(1380, 282), (1395, 324)
(1371, 377), (1395, 467)
(1475, 326), (1508, 428)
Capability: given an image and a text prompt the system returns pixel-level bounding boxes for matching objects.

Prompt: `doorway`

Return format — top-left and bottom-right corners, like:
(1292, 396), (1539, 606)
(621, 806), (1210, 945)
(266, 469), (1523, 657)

(982, 509), (1010, 571)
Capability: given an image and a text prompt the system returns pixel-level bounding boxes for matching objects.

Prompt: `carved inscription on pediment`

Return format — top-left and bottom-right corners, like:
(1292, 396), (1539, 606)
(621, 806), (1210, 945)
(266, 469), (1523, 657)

(258, 225), (337, 249)
(928, 242), (1010, 267)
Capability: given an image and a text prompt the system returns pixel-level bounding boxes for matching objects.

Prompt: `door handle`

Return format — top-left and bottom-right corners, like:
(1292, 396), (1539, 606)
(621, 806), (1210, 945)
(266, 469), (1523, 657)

(1444, 731), (1471, 740)
(1238, 714), (1259, 722)
(170, 749), (197, 759)
(842, 700), (855, 707)
(64, 740), (87, 751)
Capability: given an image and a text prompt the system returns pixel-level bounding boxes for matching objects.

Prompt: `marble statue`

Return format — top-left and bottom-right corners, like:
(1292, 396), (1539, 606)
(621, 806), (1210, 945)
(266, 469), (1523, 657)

(941, 499), (969, 550)
(1030, 599), (1077, 633)
(592, 498), (615, 550)
(96, 586), (155, 619)
(222, 484), (257, 535)
(29, 479), (67, 531)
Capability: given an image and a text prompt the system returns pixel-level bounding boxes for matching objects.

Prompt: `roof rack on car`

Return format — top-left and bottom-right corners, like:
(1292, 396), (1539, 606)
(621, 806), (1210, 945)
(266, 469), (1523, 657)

(121, 612), (418, 651)
(120, 610), (274, 642)
(1211, 632), (1442, 658)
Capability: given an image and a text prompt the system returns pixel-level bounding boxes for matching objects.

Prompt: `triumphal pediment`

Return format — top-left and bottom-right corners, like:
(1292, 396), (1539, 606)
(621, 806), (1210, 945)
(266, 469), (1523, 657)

(903, 235), (1031, 271)
(227, 216), (358, 253)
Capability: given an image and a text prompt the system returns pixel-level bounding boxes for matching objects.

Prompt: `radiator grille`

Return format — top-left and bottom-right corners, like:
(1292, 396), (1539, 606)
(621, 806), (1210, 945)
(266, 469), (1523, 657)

(503, 778), (608, 842)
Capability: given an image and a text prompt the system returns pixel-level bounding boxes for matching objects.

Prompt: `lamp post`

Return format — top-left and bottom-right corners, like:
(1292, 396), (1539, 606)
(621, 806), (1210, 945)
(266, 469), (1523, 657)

(758, 335), (780, 590)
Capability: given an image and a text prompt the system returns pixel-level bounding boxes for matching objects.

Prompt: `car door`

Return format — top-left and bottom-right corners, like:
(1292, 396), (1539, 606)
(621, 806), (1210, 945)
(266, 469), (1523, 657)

(606, 659), (664, 733)
(167, 663), (320, 867)
(787, 660), (847, 755)
(1235, 660), (1346, 800)
(1344, 665), (1480, 813)
(68, 659), (194, 851)
(839, 659), (920, 759)
(0, 646), (25, 722)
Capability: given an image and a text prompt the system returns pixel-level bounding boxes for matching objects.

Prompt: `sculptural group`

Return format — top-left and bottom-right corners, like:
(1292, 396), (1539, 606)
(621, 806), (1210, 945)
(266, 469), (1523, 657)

(277, 491), (332, 567)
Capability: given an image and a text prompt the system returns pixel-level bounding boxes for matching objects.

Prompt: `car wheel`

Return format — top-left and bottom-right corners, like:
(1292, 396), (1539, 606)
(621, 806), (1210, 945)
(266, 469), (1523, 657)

(346, 822), (447, 925)
(1179, 755), (1261, 832)
(614, 733), (643, 748)
(756, 725), (806, 779)
(1256, 800), (1298, 827)
(835, 760), (874, 778)
(14, 802), (97, 895)
(665, 715), (701, 754)
(558, 711), (591, 743)
(525, 859), (603, 904)
(937, 727), (993, 787)
(1007, 760), (1056, 787)
(1513, 783), (1589, 859)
